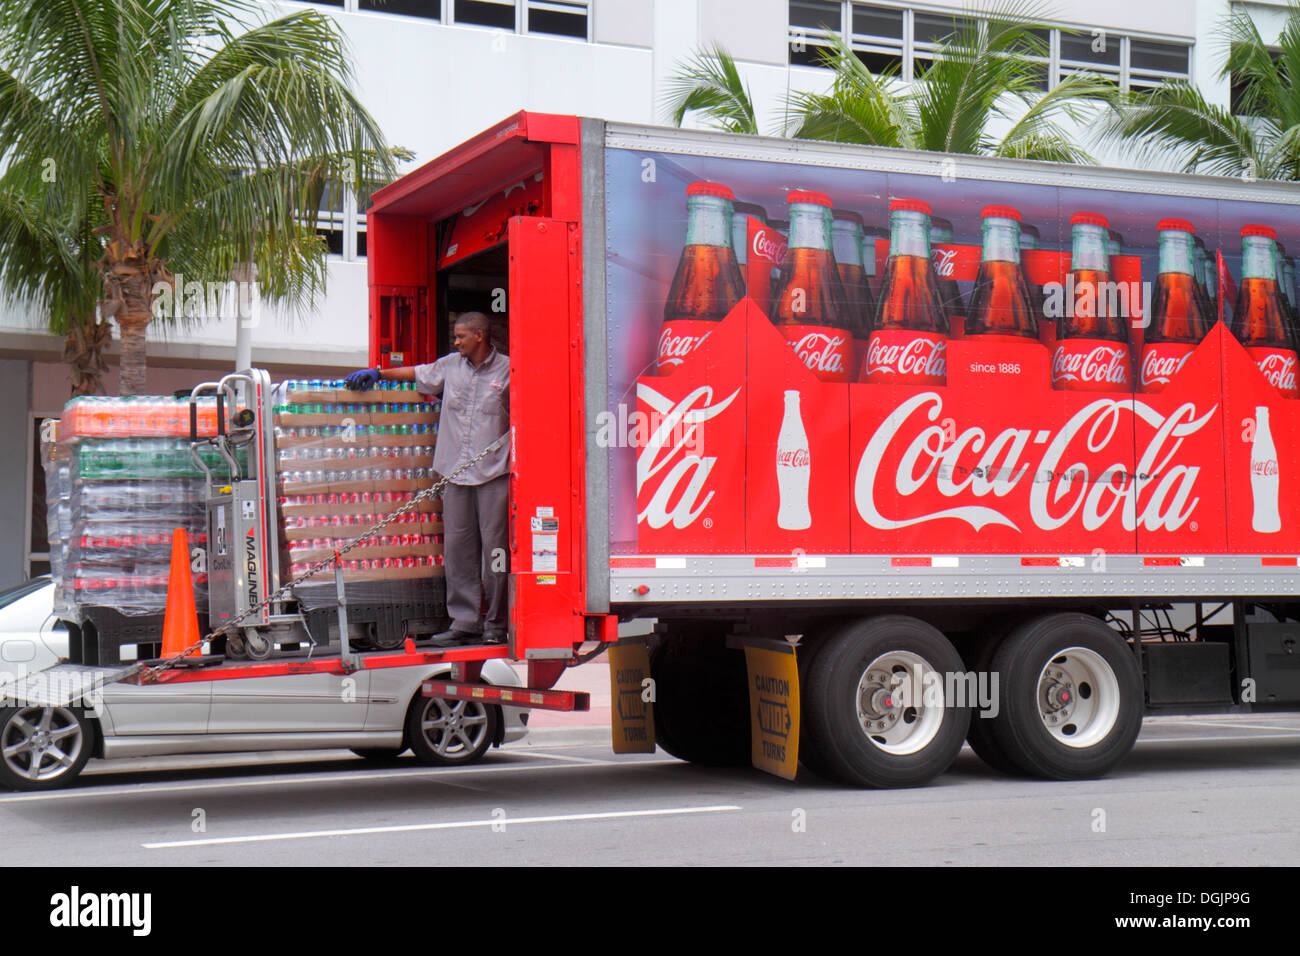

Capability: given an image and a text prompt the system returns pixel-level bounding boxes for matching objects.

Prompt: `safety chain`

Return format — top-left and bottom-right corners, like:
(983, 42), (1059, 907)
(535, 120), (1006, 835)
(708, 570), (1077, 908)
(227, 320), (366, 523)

(139, 433), (509, 682)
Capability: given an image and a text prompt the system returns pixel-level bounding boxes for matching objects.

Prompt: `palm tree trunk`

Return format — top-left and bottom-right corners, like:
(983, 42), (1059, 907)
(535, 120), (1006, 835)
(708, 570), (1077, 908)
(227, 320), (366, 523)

(108, 252), (158, 396)
(62, 316), (112, 397)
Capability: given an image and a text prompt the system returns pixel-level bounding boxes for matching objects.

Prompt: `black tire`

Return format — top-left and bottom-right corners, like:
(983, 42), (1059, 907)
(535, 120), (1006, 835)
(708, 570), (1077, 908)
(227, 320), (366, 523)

(405, 693), (499, 767)
(960, 627), (1026, 777)
(795, 626), (840, 780)
(983, 613), (1143, 780)
(0, 705), (93, 791)
(802, 616), (970, 789)
(350, 747), (407, 762)
(648, 625), (750, 766)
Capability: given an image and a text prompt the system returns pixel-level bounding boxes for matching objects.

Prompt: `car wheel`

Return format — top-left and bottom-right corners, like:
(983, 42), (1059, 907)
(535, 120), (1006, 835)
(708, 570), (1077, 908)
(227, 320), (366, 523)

(0, 705), (92, 791)
(405, 694), (499, 766)
(350, 747), (407, 762)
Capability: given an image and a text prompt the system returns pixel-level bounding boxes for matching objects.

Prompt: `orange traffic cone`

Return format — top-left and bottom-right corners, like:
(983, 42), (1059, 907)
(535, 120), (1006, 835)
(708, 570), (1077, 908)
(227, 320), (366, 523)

(161, 528), (201, 658)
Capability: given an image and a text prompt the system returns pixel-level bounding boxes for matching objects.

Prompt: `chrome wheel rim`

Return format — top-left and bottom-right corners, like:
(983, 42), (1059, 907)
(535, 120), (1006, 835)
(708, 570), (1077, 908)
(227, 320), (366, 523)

(2, 707), (83, 782)
(420, 698), (489, 758)
(855, 651), (945, 755)
(1036, 646), (1120, 748)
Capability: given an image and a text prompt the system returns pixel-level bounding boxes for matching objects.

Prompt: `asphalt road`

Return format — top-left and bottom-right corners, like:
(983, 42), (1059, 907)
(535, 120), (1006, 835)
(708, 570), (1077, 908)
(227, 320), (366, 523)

(1, 715), (1296, 866)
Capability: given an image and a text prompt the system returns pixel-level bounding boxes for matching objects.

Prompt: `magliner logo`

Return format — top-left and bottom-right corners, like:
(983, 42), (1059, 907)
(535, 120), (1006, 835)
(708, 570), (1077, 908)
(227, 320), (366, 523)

(854, 393), (1217, 533)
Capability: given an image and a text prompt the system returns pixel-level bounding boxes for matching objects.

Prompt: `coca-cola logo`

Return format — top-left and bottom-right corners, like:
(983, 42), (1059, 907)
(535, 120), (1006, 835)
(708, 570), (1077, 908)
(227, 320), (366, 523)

(1257, 352), (1298, 392)
(658, 327), (713, 367)
(1252, 457), (1279, 477)
(777, 449), (810, 468)
(636, 382), (741, 529)
(932, 247), (957, 278)
(1140, 348), (1191, 387)
(792, 331), (847, 375)
(752, 230), (787, 264)
(854, 392), (1217, 533)
(867, 336), (947, 378)
(1052, 344), (1129, 386)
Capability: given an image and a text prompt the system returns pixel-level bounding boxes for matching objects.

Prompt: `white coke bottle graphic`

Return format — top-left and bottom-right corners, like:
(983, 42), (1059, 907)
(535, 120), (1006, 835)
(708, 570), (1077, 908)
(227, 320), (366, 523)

(1251, 405), (1281, 533)
(776, 390), (812, 530)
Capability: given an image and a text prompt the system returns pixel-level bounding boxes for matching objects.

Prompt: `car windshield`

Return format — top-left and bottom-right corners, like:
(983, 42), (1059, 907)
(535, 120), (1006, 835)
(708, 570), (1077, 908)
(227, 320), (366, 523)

(0, 578), (50, 613)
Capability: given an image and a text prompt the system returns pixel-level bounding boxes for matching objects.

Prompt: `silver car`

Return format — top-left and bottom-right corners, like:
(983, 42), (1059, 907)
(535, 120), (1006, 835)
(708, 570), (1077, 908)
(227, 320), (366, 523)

(0, 579), (528, 791)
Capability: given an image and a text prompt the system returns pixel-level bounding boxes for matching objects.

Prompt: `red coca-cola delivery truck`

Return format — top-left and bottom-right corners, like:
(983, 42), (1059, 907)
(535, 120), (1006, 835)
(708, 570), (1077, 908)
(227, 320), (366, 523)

(34, 112), (1300, 791)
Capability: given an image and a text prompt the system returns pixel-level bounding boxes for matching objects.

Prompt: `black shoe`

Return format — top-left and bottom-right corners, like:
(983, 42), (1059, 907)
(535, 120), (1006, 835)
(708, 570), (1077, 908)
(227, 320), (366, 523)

(483, 629), (507, 644)
(429, 629), (480, 648)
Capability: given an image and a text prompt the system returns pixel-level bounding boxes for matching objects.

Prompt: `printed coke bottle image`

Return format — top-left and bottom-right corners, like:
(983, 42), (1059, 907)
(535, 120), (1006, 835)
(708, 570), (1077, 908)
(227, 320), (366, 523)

(1019, 221), (1048, 322)
(770, 190), (854, 382)
(1232, 224), (1299, 398)
(659, 181), (746, 373)
(1052, 211), (1132, 391)
(832, 209), (877, 380)
(1251, 405), (1281, 532)
(731, 200), (768, 279)
(1192, 234), (1217, 326)
(866, 198), (948, 385)
(1141, 219), (1211, 394)
(930, 215), (966, 321)
(1275, 244), (1300, 342)
(965, 204), (1039, 341)
(776, 389), (812, 530)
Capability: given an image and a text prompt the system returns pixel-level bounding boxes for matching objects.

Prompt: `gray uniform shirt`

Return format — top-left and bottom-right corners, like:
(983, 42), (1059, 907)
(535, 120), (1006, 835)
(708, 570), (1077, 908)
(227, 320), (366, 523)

(413, 349), (510, 486)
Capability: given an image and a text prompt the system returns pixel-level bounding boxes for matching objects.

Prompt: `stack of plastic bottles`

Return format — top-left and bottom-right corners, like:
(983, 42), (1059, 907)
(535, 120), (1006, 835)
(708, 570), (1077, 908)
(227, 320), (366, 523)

(275, 378), (444, 611)
(44, 396), (241, 622)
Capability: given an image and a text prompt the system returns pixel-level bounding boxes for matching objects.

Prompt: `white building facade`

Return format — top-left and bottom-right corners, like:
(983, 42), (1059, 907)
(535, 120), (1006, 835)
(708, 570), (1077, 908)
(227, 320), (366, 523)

(0, 0), (1286, 585)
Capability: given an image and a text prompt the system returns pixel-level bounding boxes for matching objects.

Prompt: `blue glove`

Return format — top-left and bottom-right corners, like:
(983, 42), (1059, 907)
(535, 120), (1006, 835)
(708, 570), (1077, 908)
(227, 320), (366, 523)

(345, 368), (381, 391)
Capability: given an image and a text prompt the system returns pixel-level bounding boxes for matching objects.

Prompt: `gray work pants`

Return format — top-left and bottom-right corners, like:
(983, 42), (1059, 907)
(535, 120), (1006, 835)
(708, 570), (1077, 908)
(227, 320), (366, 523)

(440, 475), (509, 634)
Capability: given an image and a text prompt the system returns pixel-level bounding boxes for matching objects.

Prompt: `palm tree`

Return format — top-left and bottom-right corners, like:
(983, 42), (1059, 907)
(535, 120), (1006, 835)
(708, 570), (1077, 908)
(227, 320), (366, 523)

(663, 44), (761, 134)
(665, 2), (1112, 163)
(0, 173), (110, 395)
(787, 11), (1113, 161)
(1101, 2), (1300, 179)
(0, 0), (403, 395)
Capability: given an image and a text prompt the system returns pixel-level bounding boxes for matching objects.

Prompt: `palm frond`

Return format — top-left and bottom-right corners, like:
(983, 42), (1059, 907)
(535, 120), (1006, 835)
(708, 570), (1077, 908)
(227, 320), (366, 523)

(662, 43), (758, 134)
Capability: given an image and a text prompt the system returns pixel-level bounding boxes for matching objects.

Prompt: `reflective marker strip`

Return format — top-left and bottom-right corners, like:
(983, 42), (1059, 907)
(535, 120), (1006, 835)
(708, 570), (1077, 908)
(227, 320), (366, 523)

(1144, 557), (1182, 567)
(610, 557), (687, 569)
(1020, 557), (1086, 567)
(753, 555), (828, 568)
(1262, 556), (1299, 567)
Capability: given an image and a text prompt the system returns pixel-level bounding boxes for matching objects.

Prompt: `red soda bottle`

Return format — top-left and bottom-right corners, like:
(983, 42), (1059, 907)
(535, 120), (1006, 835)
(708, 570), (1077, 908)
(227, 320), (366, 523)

(831, 209), (878, 380)
(659, 181), (745, 372)
(865, 198), (948, 385)
(1232, 224), (1298, 398)
(965, 205), (1038, 341)
(930, 216), (966, 322)
(1052, 212), (1132, 391)
(1141, 218), (1211, 394)
(770, 190), (854, 382)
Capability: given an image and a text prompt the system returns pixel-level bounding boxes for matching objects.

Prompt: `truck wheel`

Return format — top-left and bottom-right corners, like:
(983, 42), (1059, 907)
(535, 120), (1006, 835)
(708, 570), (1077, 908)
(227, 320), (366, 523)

(0, 705), (92, 791)
(649, 627), (750, 767)
(795, 627), (839, 779)
(983, 613), (1142, 780)
(803, 616), (970, 789)
(961, 628), (1024, 776)
(406, 695), (499, 766)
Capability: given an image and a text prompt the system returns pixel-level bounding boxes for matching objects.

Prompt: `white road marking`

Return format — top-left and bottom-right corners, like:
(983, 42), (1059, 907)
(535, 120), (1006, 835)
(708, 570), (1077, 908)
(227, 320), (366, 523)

(0, 756), (678, 803)
(509, 750), (611, 765)
(1173, 720), (1300, 733)
(1137, 733), (1300, 744)
(142, 805), (743, 849)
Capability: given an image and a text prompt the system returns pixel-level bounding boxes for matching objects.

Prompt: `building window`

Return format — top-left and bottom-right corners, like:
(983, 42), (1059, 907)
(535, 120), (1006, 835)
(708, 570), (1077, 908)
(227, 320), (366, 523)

(1230, 47), (1282, 117)
(358, 0), (440, 18)
(788, 2), (1192, 92)
(355, 0), (589, 41)
(455, 0), (515, 30)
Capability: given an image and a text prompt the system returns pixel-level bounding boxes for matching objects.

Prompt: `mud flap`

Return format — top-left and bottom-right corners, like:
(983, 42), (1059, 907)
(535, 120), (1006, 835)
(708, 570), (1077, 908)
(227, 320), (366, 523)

(742, 641), (800, 780)
(608, 641), (655, 753)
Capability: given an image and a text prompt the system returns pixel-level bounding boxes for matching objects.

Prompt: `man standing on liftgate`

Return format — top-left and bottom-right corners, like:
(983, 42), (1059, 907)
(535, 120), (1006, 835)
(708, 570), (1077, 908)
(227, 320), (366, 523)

(345, 311), (509, 646)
